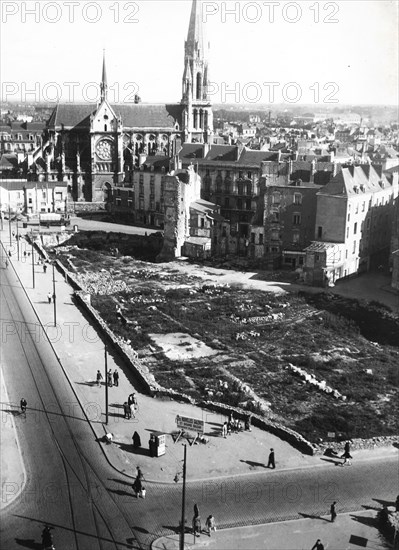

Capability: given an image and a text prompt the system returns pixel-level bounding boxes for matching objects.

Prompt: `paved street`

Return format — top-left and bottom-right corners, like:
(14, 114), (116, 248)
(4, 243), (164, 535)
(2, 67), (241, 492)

(1, 222), (398, 550)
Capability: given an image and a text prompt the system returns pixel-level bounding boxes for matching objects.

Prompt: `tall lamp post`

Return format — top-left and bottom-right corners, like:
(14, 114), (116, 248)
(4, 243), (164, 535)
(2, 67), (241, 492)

(179, 444), (187, 550)
(104, 344), (109, 425)
(16, 219), (20, 261)
(52, 262), (57, 327)
(31, 239), (35, 289)
(8, 203), (12, 246)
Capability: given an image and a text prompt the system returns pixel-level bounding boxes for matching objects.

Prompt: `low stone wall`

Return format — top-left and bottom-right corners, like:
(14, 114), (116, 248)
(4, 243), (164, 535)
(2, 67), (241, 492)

(314, 435), (399, 455)
(67, 202), (106, 214)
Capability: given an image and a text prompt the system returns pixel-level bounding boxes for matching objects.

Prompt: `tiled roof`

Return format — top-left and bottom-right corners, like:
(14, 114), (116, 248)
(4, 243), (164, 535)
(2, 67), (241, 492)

(47, 103), (184, 130)
(0, 154), (18, 169)
(318, 164), (391, 197)
(142, 156), (170, 170)
(237, 150), (279, 165)
(204, 145), (238, 162)
(178, 143), (205, 160)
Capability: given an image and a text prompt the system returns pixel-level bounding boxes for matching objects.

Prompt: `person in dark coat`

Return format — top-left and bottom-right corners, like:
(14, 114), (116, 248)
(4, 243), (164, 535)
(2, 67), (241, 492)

(267, 448), (275, 469)
(311, 540), (324, 550)
(192, 514), (201, 537)
(132, 431), (141, 448)
(123, 402), (131, 419)
(194, 503), (200, 517)
(113, 369), (119, 386)
(330, 501), (337, 522)
(132, 476), (142, 498)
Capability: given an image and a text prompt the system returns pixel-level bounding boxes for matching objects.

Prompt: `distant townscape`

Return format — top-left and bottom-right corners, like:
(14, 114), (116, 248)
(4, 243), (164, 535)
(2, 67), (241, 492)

(1, 0), (398, 291)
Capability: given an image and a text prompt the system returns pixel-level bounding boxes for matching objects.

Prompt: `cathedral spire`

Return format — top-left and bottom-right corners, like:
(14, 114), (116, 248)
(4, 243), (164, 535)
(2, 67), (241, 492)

(100, 50), (108, 102)
(186, 0), (205, 58)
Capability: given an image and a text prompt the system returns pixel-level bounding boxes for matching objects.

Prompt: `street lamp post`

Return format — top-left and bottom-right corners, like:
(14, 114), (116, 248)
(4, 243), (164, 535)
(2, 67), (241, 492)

(16, 219), (20, 261)
(179, 444), (187, 550)
(8, 203), (11, 246)
(52, 262), (57, 327)
(31, 240), (35, 289)
(104, 344), (109, 425)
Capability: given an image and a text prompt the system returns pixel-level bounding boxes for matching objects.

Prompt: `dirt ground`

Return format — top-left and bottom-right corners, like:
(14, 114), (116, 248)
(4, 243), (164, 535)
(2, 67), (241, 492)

(54, 242), (399, 443)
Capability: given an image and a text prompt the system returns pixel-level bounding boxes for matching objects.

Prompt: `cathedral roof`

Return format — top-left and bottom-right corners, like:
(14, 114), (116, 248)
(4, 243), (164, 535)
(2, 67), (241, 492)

(47, 103), (184, 131)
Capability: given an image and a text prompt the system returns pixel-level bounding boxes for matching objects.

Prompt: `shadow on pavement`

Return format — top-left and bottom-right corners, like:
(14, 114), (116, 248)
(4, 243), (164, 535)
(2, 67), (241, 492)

(14, 539), (41, 549)
(320, 457), (342, 465)
(240, 459), (265, 469)
(350, 513), (378, 528)
(298, 512), (330, 522)
(114, 441), (150, 456)
(372, 497), (396, 507)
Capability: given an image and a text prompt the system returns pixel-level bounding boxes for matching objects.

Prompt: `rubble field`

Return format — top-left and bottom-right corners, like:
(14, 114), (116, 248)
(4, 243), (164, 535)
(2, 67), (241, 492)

(55, 242), (399, 443)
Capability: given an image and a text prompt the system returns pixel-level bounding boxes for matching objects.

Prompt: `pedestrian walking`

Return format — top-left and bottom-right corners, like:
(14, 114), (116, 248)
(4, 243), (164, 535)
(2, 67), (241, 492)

(221, 422), (227, 438)
(245, 415), (252, 431)
(267, 448), (275, 469)
(107, 369), (113, 387)
(5, 259), (8, 269)
(226, 421), (232, 436)
(136, 466), (144, 480)
(96, 370), (103, 387)
(128, 393), (135, 407)
(23, 250), (27, 258)
(341, 441), (352, 465)
(132, 476), (142, 498)
(113, 369), (119, 386)
(43, 264), (47, 273)
(311, 539), (324, 550)
(132, 431), (141, 448)
(8, 250), (12, 257)
(194, 503), (200, 517)
(192, 514), (201, 537)
(123, 402), (131, 419)
(47, 291), (52, 304)
(20, 398), (27, 413)
(129, 402), (136, 419)
(205, 515), (216, 537)
(330, 501), (337, 522)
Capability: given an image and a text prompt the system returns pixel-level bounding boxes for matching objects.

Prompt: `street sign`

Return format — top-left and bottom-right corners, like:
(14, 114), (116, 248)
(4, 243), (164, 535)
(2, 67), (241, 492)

(176, 415), (205, 434)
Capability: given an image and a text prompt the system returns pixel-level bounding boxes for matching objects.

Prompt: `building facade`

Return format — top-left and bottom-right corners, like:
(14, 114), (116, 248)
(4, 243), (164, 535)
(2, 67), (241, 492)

(304, 165), (398, 285)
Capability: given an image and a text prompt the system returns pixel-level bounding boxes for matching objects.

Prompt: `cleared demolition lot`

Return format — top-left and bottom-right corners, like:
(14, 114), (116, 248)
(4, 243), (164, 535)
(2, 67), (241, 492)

(54, 232), (399, 443)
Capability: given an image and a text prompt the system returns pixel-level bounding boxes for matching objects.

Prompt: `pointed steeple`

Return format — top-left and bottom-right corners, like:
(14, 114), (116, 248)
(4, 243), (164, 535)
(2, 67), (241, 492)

(100, 50), (108, 102)
(186, 0), (205, 58)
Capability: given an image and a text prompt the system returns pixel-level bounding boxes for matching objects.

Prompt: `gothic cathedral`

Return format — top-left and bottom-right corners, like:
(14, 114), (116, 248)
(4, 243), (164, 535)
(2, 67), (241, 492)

(39, 0), (213, 202)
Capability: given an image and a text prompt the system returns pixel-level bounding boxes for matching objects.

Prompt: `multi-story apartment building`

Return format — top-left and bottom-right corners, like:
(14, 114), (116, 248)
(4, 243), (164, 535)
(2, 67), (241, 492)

(0, 122), (44, 154)
(249, 178), (322, 268)
(0, 180), (67, 216)
(304, 164), (398, 285)
(108, 156), (169, 228)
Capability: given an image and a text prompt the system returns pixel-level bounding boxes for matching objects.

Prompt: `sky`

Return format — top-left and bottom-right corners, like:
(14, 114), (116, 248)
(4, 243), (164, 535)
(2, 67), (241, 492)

(1, 0), (398, 107)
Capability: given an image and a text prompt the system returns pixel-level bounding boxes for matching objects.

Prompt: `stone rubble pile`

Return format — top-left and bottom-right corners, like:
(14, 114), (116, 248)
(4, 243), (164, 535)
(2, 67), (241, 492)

(287, 363), (346, 400)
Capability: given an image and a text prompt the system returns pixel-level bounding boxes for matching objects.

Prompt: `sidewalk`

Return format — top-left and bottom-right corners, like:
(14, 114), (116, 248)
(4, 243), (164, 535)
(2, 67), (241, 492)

(0, 366), (26, 510)
(152, 510), (388, 550)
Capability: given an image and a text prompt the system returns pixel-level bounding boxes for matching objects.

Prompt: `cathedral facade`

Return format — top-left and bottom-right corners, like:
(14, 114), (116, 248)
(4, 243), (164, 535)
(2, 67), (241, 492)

(40, 0), (213, 203)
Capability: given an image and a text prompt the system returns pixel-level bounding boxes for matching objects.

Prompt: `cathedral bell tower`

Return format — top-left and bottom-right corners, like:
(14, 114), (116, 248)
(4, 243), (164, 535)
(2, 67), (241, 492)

(181, 0), (213, 144)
